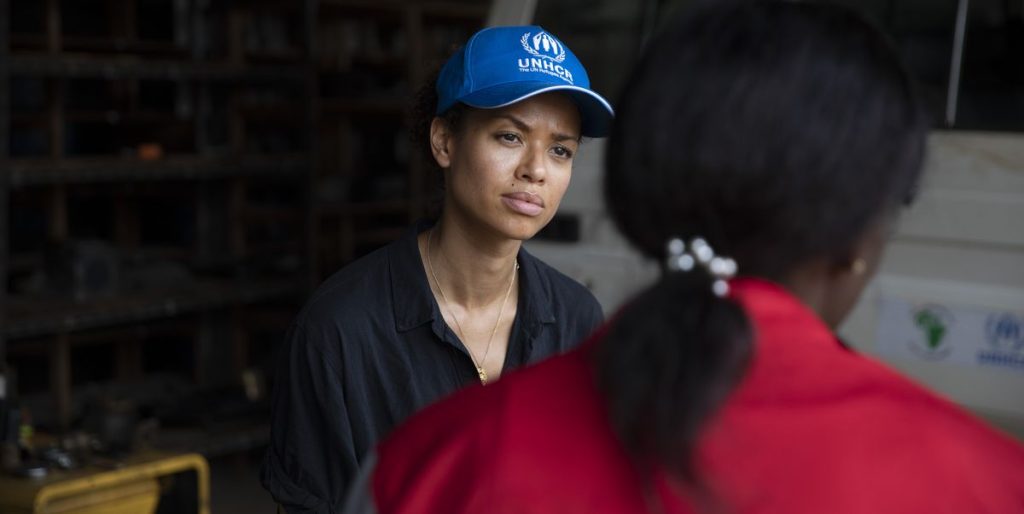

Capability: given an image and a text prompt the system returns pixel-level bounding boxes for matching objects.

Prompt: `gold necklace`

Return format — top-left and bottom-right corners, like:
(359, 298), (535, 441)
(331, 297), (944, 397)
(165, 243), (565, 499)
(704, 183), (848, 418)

(426, 228), (518, 385)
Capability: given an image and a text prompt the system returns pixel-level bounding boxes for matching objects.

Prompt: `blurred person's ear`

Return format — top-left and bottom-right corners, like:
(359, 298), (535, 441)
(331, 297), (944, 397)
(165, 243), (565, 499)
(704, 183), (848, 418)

(782, 217), (893, 329)
(821, 218), (893, 328)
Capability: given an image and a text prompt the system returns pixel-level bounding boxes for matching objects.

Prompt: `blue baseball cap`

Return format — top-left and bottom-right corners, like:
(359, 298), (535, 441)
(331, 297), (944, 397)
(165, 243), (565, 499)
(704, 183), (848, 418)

(436, 25), (614, 138)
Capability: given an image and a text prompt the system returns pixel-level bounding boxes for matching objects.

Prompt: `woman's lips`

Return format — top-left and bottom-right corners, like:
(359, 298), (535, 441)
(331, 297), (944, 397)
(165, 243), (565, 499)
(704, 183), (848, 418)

(501, 192), (544, 217)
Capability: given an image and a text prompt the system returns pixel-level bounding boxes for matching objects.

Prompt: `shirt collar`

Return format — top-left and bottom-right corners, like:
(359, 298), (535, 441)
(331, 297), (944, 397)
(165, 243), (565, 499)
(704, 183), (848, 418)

(389, 220), (556, 333)
(729, 277), (829, 332)
(728, 277), (862, 401)
(729, 276), (838, 354)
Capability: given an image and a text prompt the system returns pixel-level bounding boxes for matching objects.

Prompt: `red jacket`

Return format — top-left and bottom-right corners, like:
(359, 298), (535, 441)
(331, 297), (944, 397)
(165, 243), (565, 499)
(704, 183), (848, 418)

(364, 278), (1024, 513)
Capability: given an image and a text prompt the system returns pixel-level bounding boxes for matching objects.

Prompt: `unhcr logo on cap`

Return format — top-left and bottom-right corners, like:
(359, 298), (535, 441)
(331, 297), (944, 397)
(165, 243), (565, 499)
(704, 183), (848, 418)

(516, 31), (573, 84)
(520, 31), (566, 62)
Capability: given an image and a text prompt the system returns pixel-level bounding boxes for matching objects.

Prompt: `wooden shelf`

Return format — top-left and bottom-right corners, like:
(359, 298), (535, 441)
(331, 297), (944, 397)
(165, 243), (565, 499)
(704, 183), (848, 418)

(242, 205), (304, 222)
(1, 0), (318, 439)
(62, 36), (190, 56)
(8, 246), (193, 273)
(10, 113), (49, 126)
(420, 1), (490, 20)
(313, 0), (484, 272)
(10, 33), (48, 51)
(9, 155), (311, 186)
(319, 0), (408, 14)
(315, 200), (408, 216)
(243, 241), (305, 256)
(321, 0), (487, 18)
(1, 0), (484, 436)
(8, 253), (43, 273)
(237, 103), (306, 122)
(3, 278), (304, 340)
(9, 54), (308, 82)
(354, 227), (405, 245)
(9, 34), (188, 56)
(320, 98), (406, 116)
(234, 0), (308, 12)
(244, 49), (309, 64)
(318, 55), (406, 74)
(69, 110), (181, 122)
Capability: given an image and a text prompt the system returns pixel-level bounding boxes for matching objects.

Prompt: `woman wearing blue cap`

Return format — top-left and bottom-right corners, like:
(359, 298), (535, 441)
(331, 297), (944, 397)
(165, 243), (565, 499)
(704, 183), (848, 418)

(261, 25), (613, 513)
(340, 2), (1024, 513)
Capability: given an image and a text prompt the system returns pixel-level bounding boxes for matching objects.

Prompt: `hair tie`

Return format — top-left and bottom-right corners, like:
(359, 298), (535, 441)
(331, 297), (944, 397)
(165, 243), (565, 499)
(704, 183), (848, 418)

(666, 237), (738, 297)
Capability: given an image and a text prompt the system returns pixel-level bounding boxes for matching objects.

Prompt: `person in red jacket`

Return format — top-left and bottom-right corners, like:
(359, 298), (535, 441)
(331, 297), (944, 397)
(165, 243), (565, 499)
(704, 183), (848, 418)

(344, 2), (1024, 513)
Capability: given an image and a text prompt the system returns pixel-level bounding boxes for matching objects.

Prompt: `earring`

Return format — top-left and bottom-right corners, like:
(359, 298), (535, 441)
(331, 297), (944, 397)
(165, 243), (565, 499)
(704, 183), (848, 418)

(850, 258), (867, 276)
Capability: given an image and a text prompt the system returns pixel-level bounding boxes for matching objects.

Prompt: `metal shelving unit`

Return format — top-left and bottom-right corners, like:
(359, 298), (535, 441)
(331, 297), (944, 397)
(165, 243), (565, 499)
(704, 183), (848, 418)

(1, 0), (317, 444)
(0, 0), (11, 397)
(9, 155), (310, 186)
(4, 278), (303, 341)
(1, 0), (487, 458)
(8, 54), (309, 82)
(313, 0), (488, 280)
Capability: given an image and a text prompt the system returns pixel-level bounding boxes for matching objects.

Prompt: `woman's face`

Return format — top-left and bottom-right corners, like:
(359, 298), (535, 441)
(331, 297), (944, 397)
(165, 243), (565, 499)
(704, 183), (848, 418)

(430, 92), (581, 241)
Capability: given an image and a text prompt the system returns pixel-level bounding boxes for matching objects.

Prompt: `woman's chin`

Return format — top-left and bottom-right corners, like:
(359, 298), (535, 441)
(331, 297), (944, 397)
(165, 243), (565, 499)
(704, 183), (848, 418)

(498, 218), (550, 242)
(448, 208), (552, 243)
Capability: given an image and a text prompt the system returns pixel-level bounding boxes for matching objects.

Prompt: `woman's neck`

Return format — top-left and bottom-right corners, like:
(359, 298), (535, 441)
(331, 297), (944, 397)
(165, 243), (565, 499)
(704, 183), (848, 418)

(421, 216), (521, 309)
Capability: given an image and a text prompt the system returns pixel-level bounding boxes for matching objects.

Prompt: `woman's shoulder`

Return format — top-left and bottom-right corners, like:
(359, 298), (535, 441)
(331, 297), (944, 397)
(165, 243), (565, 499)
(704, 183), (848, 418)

(802, 347), (1024, 459)
(840, 352), (1020, 445)
(837, 369), (1024, 510)
(784, 351), (1024, 501)
(291, 232), (425, 347)
(866, 362), (1024, 475)
(299, 246), (393, 320)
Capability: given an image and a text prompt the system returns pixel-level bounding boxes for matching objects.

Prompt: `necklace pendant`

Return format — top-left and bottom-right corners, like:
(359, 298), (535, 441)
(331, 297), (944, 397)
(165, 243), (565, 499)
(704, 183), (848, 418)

(477, 367), (488, 385)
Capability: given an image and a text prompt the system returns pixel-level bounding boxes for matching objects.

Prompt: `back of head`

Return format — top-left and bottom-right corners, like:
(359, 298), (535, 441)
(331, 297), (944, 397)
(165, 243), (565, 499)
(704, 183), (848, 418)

(598, 0), (927, 489)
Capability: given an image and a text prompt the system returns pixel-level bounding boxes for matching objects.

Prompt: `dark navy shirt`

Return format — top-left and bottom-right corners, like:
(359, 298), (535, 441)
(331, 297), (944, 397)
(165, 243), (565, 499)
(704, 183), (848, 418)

(261, 222), (604, 513)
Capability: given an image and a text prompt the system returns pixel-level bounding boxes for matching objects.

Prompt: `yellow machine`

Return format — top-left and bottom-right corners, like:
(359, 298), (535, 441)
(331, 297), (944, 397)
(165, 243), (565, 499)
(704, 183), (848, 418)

(0, 451), (209, 514)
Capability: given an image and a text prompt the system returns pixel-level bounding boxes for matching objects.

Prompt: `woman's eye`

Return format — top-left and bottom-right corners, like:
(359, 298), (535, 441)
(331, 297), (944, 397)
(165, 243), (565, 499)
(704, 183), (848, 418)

(498, 133), (520, 143)
(552, 146), (574, 158)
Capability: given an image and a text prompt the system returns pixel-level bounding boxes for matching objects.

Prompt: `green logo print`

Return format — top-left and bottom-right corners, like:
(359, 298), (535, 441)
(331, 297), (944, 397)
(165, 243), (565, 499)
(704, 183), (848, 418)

(914, 309), (947, 350)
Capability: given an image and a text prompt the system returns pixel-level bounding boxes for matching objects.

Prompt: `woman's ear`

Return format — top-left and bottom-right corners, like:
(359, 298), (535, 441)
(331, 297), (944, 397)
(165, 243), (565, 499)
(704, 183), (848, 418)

(429, 117), (453, 169)
(829, 217), (891, 280)
(810, 218), (891, 327)
(831, 250), (868, 279)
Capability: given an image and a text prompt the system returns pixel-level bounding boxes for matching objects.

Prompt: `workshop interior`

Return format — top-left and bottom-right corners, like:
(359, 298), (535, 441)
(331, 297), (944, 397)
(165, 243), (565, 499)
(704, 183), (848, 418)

(0, 0), (1022, 512)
